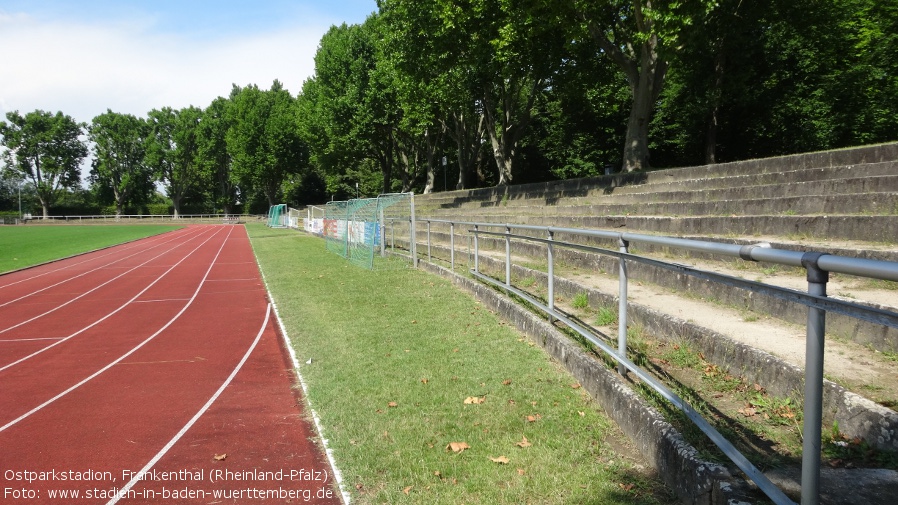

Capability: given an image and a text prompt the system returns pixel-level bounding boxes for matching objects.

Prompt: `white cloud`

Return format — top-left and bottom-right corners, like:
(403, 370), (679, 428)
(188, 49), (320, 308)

(0, 10), (325, 123)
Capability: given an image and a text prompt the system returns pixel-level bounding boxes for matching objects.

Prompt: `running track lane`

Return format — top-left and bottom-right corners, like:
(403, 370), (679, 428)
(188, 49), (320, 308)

(0, 225), (342, 504)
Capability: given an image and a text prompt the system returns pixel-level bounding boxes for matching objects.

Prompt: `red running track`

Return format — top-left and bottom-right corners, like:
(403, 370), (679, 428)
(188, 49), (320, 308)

(0, 225), (342, 504)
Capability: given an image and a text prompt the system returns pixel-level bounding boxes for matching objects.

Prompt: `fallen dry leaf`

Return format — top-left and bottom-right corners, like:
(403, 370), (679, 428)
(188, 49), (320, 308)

(578, 411), (585, 417)
(502, 379), (512, 385)
(619, 483), (635, 491)
(570, 383), (581, 389)
(421, 378), (429, 384)
(213, 454), (227, 461)
(464, 396), (485, 405)
(738, 406), (757, 417)
(446, 442), (470, 453)
(489, 456), (510, 464)
(403, 486), (413, 495)
(388, 401), (398, 408)
(516, 436), (532, 448)
(517, 468), (525, 475)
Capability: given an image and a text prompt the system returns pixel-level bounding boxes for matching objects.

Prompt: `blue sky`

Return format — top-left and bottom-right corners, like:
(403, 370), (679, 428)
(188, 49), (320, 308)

(0, 1), (378, 124)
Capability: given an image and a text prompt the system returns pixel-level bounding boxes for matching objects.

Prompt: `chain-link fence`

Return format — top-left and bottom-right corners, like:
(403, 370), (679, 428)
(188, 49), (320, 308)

(323, 193), (415, 270)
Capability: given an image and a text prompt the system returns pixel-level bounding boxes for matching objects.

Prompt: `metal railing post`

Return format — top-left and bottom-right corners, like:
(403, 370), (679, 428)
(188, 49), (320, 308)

(409, 193), (417, 267)
(801, 252), (829, 505)
(450, 222), (456, 271)
(505, 224), (512, 287)
(427, 220), (432, 262)
(473, 224), (480, 273)
(379, 208), (386, 257)
(548, 229), (555, 323)
(618, 237), (630, 376)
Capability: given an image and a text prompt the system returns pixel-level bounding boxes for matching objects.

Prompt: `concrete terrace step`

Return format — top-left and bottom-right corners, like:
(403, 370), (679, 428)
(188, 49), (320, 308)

(627, 143), (898, 185)
(417, 151), (898, 203)
(422, 213), (898, 243)
(419, 164), (898, 213)
(422, 191), (898, 219)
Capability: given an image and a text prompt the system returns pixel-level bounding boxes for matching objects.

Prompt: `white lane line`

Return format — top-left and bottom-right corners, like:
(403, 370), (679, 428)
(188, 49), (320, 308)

(0, 337), (63, 343)
(0, 228), (205, 309)
(107, 304), (271, 505)
(0, 227), (202, 291)
(0, 227), (215, 335)
(0, 227), (226, 373)
(0, 226), (234, 432)
(132, 298), (192, 303)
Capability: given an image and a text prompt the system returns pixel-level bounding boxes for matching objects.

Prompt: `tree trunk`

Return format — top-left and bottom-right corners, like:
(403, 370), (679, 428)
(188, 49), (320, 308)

(622, 87), (653, 172)
(705, 107), (719, 165)
(705, 40), (726, 165)
(584, 8), (667, 173)
(487, 126), (514, 186)
(375, 137), (394, 196)
(446, 111), (485, 190)
(622, 39), (667, 172)
(422, 128), (437, 194)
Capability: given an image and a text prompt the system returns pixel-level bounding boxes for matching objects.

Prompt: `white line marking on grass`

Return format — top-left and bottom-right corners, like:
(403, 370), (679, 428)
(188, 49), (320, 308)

(107, 303), (271, 505)
(249, 233), (351, 505)
(0, 225), (230, 382)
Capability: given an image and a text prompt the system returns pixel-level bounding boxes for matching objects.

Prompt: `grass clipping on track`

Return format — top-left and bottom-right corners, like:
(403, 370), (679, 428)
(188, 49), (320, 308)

(0, 224), (182, 273)
(248, 225), (674, 505)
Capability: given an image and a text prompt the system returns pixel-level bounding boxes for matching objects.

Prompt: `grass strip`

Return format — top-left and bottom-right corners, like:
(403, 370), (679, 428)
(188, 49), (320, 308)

(0, 225), (182, 273)
(248, 224), (675, 505)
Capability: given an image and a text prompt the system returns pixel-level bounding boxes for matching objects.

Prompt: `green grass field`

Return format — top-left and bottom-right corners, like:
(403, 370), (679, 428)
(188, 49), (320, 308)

(248, 224), (674, 505)
(0, 225), (182, 273)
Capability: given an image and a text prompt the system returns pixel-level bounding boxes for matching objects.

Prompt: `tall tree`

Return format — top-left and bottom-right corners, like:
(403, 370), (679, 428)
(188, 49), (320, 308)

(88, 110), (154, 217)
(228, 81), (307, 206)
(299, 20), (405, 196)
(652, 0), (898, 165)
(0, 110), (87, 218)
(576, 0), (714, 172)
(197, 97), (237, 214)
(145, 106), (203, 218)
(381, 0), (565, 186)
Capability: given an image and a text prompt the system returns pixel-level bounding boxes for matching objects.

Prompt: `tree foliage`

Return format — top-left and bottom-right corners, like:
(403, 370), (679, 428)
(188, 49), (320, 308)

(227, 81), (307, 209)
(89, 110), (154, 216)
(0, 110), (87, 217)
(1, 0), (895, 215)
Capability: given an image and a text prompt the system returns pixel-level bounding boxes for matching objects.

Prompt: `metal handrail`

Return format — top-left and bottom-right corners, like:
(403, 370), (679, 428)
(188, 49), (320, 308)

(422, 219), (898, 282)
(416, 218), (898, 505)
